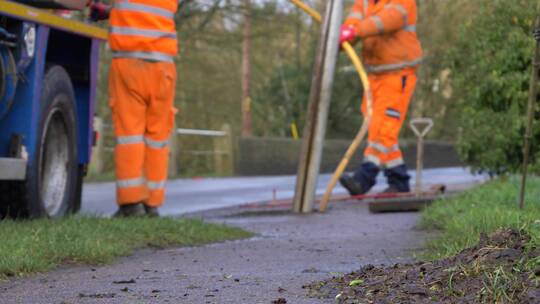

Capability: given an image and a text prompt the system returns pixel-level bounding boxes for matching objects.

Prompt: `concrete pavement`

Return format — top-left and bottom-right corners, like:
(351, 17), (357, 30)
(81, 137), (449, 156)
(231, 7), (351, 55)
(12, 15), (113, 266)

(3, 200), (431, 304)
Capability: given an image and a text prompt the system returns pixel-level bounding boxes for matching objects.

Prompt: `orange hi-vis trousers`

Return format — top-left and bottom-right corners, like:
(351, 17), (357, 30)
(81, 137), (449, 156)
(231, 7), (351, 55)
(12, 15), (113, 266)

(361, 69), (417, 168)
(109, 58), (177, 207)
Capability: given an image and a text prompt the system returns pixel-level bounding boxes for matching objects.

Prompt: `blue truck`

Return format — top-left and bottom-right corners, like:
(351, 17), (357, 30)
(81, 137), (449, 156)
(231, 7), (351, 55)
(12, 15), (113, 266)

(0, 0), (106, 218)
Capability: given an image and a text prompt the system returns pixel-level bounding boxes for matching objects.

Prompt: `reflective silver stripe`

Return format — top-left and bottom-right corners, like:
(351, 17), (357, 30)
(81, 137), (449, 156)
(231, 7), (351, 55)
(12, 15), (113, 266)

(117, 177), (145, 188)
(115, 2), (175, 19)
(385, 108), (401, 119)
(368, 141), (389, 153)
(147, 180), (166, 190)
(112, 51), (175, 62)
(117, 135), (144, 145)
(385, 157), (405, 168)
(368, 141), (400, 154)
(385, 4), (408, 24)
(371, 16), (384, 33)
(347, 11), (364, 21)
(111, 27), (177, 39)
(364, 154), (381, 166)
(404, 24), (416, 32)
(145, 137), (169, 149)
(363, 0), (368, 16)
(365, 57), (423, 73)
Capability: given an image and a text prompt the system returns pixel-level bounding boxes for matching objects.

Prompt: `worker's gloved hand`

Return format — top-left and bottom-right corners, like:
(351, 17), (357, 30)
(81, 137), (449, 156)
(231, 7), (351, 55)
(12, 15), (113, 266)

(89, 1), (110, 21)
(535, 28), (540, 42)
(339, 24), (358, 49)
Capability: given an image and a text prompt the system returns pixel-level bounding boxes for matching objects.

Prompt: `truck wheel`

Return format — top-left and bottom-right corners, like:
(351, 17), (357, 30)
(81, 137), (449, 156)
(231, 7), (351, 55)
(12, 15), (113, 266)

(15, 66), (79, 218)
(71, 165), (85, 214)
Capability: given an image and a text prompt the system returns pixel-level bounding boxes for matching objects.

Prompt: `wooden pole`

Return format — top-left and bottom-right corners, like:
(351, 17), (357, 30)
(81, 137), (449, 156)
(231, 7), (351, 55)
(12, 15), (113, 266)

(222, 124), (234, 175)
(292, 0), (342, 213)
(409, 118), (434, 196)
(318, 43), (372, 212)
(213, 124), (234, 176)
(289, 0), (373, 213)
(241, 0), (253, 137)
(168, 120), (178, 178)
(519, 2), (540, 209)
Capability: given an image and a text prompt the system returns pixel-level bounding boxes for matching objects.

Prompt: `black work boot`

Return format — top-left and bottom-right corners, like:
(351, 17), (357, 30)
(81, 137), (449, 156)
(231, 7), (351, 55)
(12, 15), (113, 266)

(341, 162), (380, 196)
(339, 174), (366, 196)
(380, 185), (402, 194)
(384, 164), (411, 193)
(144, 205), (160, 217)
(113, 203), (145, 218)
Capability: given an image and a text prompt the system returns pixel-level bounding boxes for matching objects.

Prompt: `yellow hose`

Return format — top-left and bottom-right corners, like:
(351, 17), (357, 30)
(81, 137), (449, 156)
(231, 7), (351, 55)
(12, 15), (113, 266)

(288, 0), (373, 212)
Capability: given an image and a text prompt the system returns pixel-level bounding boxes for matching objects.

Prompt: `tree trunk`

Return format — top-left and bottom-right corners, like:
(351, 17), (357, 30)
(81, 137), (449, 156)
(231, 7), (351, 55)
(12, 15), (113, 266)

(241, 0), (253, 137)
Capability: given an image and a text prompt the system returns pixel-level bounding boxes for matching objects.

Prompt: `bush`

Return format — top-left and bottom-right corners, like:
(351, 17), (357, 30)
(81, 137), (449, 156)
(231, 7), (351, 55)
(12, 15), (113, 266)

(445, 0), (539, 175)
(253, 51), (363, 139)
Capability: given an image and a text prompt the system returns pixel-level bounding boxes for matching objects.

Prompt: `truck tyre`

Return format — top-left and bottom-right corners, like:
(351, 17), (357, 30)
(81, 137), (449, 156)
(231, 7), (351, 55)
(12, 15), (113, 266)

(71, 165), (85, 214)
(3, 66), (80, 218)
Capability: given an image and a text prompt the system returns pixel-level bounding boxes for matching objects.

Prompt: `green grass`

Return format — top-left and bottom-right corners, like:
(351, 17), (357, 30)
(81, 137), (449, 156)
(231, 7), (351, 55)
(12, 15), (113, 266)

(419, 177), (540, 303)
(0, 216), (252, 279)
(419, 176), (540, 264)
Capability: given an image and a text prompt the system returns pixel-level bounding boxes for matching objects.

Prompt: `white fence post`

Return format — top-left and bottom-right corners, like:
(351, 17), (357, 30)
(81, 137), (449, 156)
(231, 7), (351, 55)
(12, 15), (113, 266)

(168, 120), (178, 178)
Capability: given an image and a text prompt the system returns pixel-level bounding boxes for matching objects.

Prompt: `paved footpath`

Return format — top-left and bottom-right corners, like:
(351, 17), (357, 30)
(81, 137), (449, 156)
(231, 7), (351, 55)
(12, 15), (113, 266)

(2, 168), (485, 303)
(2, 202), (431, 304)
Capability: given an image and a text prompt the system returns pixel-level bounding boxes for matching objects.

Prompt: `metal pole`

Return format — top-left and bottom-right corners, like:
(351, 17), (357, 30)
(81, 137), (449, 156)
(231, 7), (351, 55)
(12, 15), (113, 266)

(416, 137), (423, 194)
(519, 2), (540, 209)
(292, 0), (342, 213)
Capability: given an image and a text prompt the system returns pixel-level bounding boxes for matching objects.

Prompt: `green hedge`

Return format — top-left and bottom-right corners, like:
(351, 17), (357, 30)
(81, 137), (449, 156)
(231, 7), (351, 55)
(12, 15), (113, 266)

(445, 0), (538, 175)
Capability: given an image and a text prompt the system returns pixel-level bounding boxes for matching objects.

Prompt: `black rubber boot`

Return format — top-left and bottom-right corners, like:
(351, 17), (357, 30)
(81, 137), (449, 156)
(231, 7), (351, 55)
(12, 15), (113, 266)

(384, 164), (411, 193)
(380, 185), (402, 194)
(339, 174), (366, 196)
(144, 205), (160, 217)
(113, 203), (145, 218)
(343, 162), (380, 195)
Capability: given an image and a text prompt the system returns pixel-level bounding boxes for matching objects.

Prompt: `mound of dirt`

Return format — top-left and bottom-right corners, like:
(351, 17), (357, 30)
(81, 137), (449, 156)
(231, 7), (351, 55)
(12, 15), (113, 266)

(306, 229), (539, 303)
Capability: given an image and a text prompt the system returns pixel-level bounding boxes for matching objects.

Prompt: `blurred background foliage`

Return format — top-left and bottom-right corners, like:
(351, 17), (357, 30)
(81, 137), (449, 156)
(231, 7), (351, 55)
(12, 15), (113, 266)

(90, 0), (539, 176)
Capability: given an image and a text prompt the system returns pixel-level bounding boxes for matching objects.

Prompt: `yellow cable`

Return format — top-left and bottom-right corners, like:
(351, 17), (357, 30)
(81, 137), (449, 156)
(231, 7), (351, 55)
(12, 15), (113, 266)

(287, 0), (373, 212)
(289, 0), (322, 22)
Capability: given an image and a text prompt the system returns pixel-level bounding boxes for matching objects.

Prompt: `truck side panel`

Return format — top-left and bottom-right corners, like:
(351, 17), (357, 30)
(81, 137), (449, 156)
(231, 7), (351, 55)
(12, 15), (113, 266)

(0, 24), (48, 165)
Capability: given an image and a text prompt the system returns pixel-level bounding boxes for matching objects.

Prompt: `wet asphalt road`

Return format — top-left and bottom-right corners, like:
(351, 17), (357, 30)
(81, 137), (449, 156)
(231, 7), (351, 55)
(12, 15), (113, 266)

(82, 167), (486, 216)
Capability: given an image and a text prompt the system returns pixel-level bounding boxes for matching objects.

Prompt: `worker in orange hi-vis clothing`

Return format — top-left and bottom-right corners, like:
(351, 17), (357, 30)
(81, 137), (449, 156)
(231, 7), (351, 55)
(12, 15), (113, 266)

(90, 0), (178, 217)
(338, 0), (423, 195)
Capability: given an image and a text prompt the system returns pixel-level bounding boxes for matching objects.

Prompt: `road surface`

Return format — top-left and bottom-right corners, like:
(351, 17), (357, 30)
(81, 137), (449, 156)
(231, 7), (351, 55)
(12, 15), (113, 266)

(82, 167), (486, 216)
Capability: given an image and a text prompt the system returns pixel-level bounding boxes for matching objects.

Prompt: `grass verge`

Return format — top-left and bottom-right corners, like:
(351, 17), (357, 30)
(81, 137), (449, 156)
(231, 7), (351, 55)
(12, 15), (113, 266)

(0, 216), (252, 279)
(308, 178), (540, 303)
(419, 177), (540, 302)
(419, 177), (540, 261)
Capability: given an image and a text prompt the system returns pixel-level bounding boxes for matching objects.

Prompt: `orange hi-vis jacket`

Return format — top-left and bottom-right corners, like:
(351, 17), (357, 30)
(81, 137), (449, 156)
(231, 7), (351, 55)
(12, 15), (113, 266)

(109, 0), (178, 62)
(344, 0), (423, 74)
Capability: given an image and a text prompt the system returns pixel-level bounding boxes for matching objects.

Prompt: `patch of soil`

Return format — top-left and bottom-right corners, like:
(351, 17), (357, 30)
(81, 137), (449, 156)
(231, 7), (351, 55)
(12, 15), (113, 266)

(306, 229), (539, 303)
